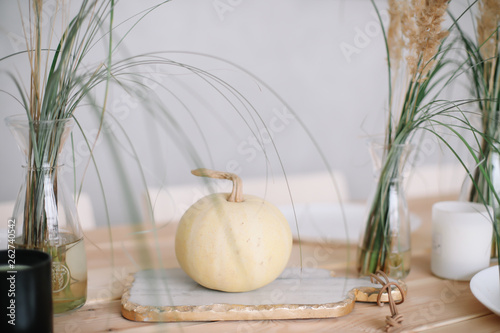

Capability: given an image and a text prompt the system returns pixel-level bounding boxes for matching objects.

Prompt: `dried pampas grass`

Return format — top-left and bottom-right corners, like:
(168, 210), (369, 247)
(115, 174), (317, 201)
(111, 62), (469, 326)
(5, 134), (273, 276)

(477, 0), (500, 61)
(477, 0), (500, 89)
(388, 0), (449, 79)
(387, 0), (404, 69)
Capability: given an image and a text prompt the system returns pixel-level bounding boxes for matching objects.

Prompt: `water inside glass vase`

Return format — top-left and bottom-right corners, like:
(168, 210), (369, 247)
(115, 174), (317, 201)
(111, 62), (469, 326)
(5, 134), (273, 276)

(5, 115), (87, 314)
(357, 140), (412, 279)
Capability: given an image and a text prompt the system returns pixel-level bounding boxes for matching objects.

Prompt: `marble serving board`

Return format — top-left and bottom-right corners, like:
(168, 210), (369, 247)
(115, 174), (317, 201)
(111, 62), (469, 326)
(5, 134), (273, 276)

(121, 267), (405, 322)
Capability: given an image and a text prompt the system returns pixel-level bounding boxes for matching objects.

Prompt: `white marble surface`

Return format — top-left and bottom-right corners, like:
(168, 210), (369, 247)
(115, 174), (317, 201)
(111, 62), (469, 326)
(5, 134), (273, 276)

(128, 267), (378, 307)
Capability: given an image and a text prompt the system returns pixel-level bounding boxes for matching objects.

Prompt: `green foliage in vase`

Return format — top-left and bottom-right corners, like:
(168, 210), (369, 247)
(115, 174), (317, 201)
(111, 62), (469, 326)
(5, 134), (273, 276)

(3, 0), (121, 248)
(454, 0), (500, 258)
(362, 0), (500, 277)
(359, 0), (462, 277)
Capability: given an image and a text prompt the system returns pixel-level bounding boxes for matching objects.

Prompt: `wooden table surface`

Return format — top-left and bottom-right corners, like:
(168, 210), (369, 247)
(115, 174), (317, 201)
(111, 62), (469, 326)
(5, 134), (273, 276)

(54, 196), (500, 332)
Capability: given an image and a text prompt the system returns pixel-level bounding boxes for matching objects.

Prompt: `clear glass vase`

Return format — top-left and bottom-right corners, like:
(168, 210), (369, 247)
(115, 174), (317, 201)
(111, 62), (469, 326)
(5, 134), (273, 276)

(357, 140), (412, 279)
(5, 115), (87, 314)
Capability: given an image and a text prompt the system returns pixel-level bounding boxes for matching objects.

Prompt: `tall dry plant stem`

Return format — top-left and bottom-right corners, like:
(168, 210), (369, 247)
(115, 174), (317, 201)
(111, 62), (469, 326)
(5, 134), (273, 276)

(30, 0), (42, 121)
(477, 0), (499, 109)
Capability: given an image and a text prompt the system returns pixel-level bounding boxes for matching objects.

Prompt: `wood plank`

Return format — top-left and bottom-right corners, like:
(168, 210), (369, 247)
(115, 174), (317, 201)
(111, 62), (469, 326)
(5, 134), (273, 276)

(418, 314), (500, 332)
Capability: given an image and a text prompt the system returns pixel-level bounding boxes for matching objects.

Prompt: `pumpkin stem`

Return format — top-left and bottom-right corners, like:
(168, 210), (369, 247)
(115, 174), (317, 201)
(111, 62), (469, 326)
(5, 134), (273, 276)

(191, 168), (244, 203)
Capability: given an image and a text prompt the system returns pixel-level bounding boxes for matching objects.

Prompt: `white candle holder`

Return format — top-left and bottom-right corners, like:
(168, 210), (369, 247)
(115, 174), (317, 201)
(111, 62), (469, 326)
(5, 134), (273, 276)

(431, 201), (493, 281)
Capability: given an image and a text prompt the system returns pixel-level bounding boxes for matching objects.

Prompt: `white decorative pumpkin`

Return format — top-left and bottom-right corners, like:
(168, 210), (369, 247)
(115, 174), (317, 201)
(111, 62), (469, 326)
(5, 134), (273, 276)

(175, 168), (293, 292)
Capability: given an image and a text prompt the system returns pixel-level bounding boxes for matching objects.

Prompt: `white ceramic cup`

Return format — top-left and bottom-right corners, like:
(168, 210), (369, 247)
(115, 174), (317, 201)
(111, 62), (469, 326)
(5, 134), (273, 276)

(431, 201), (493, 281)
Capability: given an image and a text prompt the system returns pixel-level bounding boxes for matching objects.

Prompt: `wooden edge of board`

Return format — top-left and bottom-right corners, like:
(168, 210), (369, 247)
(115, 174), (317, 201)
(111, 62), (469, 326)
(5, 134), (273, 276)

(120, 271), (407, 322)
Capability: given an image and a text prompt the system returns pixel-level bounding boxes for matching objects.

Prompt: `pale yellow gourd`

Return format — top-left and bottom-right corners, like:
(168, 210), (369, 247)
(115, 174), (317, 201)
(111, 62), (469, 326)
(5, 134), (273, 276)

(175, 168), (292, 292)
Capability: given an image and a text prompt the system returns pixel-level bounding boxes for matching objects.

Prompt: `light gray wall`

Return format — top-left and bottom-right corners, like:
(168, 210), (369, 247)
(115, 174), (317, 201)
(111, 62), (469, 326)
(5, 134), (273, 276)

(0, 0), (475, 226)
